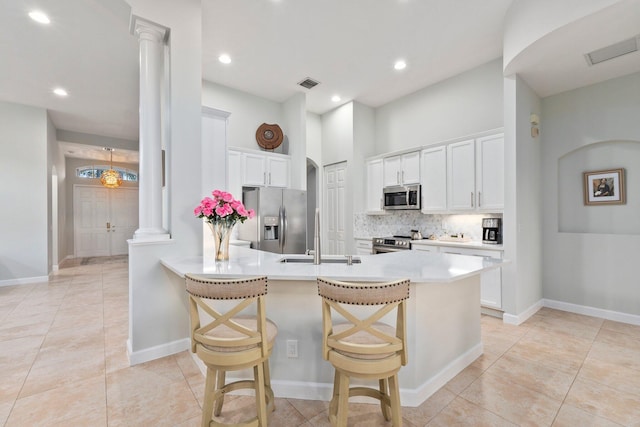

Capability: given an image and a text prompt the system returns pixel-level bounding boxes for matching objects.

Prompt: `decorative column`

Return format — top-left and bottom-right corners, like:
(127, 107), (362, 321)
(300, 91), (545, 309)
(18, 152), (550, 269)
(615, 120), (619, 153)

(130, 16), (169, 240)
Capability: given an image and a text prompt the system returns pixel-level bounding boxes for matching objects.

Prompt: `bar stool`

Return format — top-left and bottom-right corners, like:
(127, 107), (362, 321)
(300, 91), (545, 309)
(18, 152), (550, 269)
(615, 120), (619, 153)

(317, 277), (410, 427)
(185, 274), (277, 427)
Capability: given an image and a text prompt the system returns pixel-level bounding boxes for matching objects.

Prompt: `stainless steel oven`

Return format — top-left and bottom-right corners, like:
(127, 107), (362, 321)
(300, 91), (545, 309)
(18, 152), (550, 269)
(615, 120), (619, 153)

(372, 236), (412, 253)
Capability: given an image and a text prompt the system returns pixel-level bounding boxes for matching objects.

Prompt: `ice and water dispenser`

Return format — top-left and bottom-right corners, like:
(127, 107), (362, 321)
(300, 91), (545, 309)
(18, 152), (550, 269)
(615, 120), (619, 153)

(263, 216), (279, 241)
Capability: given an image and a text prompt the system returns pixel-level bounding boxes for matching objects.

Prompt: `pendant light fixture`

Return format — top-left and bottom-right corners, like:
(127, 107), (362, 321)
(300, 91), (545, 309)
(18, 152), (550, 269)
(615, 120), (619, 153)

(100, 147), (122, 188)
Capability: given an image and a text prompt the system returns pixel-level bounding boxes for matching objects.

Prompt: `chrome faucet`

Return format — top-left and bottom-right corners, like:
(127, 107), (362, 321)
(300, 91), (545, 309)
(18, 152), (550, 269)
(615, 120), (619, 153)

(313, 208), (321, 265)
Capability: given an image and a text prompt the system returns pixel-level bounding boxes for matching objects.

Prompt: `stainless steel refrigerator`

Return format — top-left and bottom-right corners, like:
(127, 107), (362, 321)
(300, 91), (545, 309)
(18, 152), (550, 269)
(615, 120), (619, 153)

(237, 187), (307, 254)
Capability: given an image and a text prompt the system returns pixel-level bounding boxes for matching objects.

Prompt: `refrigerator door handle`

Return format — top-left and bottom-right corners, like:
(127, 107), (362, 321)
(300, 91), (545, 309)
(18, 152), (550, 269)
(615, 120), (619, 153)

(280, 206), (286, 251)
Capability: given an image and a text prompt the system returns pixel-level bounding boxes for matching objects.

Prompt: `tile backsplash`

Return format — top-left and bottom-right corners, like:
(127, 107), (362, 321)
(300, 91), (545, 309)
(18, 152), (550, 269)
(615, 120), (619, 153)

(354, 211), (502, 242)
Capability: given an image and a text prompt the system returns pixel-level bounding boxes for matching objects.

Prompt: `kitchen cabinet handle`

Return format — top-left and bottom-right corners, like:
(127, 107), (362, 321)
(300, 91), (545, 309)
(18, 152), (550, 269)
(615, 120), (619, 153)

(402, 170), (405, 183)
(471, 192), (474, 207)
(269, 172), (271, 185)
(478, 191), (482, 207)
(263, 172), (267, 185)
(397, 171), (400, 184)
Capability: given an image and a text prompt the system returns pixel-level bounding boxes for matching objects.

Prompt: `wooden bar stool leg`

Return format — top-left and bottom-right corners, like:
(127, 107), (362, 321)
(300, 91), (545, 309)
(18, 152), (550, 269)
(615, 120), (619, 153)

(254, 363), (268, 426)
(379, 378), (391, 421)
(328, 370), (340, 422)
(202, 366), (217, 427)
(213, 370), (226, 416)
(336, 372), (350, 427)
(262, 360), (275, 412)
(389, 374), (402, 427)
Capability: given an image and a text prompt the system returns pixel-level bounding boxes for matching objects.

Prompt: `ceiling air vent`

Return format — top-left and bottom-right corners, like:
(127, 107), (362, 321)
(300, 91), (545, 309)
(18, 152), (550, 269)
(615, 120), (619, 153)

(585, 36), (639, 66)
(298, 77), (320, 89)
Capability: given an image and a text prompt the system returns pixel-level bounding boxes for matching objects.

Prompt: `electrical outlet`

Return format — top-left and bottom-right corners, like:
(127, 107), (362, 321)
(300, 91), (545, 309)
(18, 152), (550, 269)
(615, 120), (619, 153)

(286, 340), (298, 358)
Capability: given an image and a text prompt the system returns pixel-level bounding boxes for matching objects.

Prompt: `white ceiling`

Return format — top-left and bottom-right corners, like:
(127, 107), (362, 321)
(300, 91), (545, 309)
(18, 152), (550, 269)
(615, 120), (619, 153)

(2, 0), (640, 163)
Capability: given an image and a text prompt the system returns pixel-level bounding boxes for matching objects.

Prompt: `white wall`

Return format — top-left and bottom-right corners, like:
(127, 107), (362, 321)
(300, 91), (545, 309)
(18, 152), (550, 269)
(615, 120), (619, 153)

(541, 71), (640, 316)
(282, 93), (307, 190)
(0, 101), (49, 282)
(374, 58), (503, 154)
(306, 112), (322, 167)
(202, 81), (284, 151)
(352, 102), (376, 214)
(322, 102), (354, 166)
(558, 141), (640, 234)
(47, 114), (55, 271)
(503, 0), (620, 69)
(502, 75), (542, 320)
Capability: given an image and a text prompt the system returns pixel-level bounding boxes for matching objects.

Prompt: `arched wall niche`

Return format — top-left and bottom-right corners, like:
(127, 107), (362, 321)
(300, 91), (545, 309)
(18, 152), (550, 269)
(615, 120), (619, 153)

(558, 139), (640, 234)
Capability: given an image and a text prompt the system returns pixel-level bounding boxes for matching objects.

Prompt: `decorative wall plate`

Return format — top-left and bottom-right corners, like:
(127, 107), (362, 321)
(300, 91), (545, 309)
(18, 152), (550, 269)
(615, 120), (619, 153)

(256, 123), (283, 150)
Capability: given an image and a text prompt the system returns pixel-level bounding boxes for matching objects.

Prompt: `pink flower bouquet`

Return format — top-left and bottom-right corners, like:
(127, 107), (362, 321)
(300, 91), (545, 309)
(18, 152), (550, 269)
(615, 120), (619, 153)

(194, 190), (255, 226)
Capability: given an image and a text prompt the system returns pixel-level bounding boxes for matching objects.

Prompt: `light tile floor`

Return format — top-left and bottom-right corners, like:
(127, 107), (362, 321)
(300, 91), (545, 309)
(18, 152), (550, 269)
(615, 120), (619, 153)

(1, 256), (639, 426)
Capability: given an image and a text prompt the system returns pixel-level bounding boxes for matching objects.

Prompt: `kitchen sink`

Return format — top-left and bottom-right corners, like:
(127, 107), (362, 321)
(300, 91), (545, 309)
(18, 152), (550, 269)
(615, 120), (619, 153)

(279, 256), (361, 264)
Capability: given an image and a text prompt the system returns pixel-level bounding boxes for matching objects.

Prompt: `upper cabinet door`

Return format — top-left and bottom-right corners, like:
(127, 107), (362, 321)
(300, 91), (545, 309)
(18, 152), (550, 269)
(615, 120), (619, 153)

(400, 151), (420, 184)
(447, 139), (476, 210)
(242, 152), (267, 186)
(383, 155), (402, 186)
(382, 151), (420, 186)
(476, 133), (504, 211)
(366, 159), (384, 212)
(421, 146), (447, 212)
(266, 155), (290, 188)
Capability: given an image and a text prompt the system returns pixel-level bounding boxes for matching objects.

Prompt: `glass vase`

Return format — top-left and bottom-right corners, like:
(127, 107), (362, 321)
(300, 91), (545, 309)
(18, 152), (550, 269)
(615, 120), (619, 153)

(207, 221), (234, 261)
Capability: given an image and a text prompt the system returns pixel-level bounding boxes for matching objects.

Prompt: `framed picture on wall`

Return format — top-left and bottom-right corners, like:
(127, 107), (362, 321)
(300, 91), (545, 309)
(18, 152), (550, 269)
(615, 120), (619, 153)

(583, 168), (625, 205)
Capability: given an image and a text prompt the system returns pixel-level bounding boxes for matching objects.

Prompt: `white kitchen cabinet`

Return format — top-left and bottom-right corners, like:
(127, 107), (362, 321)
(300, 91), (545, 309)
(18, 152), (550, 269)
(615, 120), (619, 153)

(366, 159), (384, 212)
(227, 149), (243, 199)
(438, 246), (502, 310)
(447, 134), (504, 212)
(265, 155), (290, 187)
(354, 238), (373, 255)
(411, 244), (438, 253)
(447, 139), (476, 210)
(421, 146), (447, 212)
(476, 133), (504, 211)
(237, 150), (290, 188)
(383, 151), (420, 186)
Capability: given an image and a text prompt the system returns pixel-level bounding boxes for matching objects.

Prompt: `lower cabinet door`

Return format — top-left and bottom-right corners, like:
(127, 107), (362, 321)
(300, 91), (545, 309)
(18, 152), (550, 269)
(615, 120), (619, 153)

(439, 247), (502, 310)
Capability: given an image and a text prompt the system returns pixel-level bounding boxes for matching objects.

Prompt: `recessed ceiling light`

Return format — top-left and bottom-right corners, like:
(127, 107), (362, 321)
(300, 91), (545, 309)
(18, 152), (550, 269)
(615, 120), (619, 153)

(28, 10), (50, 24)
(394, 60), (407, 70)
(53, 87), (68, 97)
(331, 95), (341, 102)
(218, 54), (231, 64)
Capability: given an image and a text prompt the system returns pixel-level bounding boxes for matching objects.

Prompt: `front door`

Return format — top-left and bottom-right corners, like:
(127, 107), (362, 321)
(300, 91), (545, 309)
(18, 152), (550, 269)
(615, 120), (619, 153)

(74, 185), (139, 257)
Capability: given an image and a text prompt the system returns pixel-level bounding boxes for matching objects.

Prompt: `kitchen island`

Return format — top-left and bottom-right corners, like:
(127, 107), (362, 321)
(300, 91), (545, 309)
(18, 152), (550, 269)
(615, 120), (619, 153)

(160, 246), (504, 407)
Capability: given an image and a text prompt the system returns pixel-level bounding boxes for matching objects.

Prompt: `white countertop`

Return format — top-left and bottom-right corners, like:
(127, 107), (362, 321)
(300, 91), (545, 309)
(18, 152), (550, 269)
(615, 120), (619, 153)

(161, 246), (504, 283)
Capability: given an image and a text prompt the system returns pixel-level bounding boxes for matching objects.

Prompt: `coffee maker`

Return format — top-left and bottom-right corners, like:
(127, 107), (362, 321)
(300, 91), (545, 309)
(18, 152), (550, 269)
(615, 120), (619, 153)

(482, 218), (502, 244)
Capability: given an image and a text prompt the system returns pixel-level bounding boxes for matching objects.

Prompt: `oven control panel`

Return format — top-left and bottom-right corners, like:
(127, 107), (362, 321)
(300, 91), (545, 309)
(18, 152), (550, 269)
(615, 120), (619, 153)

(372, 237), (411, 248)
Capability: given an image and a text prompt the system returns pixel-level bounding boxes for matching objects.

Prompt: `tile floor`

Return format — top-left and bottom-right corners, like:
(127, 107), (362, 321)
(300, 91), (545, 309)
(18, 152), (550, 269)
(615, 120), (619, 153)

(1, 256), (639, 426)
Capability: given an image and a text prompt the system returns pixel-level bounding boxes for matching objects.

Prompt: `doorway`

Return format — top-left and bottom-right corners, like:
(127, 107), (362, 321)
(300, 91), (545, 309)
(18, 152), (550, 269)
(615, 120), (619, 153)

(323, 161), (346, 255)
(73, 185), (138, 257)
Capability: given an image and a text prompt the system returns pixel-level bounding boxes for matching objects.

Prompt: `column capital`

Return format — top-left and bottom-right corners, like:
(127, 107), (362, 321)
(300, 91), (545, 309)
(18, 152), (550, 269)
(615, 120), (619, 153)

(130, 15), (169, 43)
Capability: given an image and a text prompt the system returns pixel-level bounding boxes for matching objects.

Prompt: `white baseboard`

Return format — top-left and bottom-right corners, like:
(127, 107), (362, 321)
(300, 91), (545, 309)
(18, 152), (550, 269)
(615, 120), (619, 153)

(543, 299), (640, 326)
(0, 275), (49, 287)
(189, 343), (483, 408)
(503, 299), (543, 325)
(502, 299), (640, 327)
(127, 338), (190, 366)
(402, 342), (483, 407)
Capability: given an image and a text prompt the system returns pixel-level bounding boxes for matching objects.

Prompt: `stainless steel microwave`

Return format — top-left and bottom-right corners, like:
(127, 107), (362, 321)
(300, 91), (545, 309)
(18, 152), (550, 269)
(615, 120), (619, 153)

(383, 184), (421, 210)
